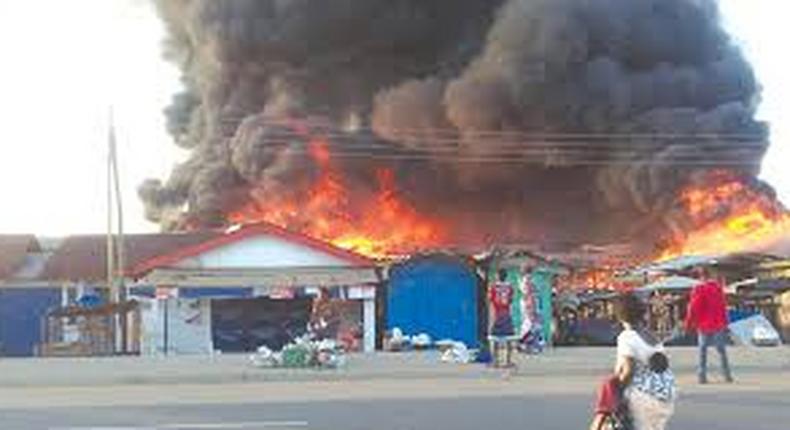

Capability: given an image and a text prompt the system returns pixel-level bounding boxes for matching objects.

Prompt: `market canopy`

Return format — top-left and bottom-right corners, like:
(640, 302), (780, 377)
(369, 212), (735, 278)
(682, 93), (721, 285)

(757, 259), (790, 279)
(642, 276), (697, 292)
(728, 277), (790, 294)
(633, 255), (716, 275)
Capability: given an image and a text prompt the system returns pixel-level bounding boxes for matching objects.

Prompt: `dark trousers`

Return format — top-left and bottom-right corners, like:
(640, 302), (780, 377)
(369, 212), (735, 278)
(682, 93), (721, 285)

(698, 330), (733, 382)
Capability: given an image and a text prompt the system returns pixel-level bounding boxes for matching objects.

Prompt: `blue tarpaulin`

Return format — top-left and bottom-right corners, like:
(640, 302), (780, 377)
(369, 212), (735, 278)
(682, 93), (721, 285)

(729, 309), (757, 323)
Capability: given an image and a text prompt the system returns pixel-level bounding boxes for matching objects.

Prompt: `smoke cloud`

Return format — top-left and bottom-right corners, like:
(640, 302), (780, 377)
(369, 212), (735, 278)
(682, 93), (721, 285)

(143, 0), (769, 248)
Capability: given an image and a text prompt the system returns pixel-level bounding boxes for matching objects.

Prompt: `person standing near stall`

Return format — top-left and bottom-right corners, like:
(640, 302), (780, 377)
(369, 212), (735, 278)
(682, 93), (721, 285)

(684, 267), (734, 384)
(489, 268), (515, 367)
(310, 287), (340, 341)
(519, 269), (540, 351)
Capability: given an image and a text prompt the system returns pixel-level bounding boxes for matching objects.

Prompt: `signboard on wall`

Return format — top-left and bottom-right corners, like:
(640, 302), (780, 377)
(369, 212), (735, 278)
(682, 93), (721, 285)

(269, 287), (296, 300)
(348, 285), (375, 300)
(155, 287), (177, 300)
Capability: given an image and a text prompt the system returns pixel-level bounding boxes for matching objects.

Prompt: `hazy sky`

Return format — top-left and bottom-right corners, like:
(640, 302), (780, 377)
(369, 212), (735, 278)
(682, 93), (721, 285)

(0, 0), (786, 235)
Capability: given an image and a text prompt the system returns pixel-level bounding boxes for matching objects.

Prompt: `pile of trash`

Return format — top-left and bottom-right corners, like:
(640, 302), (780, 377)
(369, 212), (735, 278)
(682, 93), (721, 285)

(383, 328), (475, 364)
(250, 336), (346, 369)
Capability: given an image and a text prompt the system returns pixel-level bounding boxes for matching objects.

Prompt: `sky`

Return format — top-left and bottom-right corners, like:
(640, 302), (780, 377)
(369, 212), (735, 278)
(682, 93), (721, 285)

(0, 0), (184, 235)
(0, 0), (786, 236)
(720, 0), (790, 203)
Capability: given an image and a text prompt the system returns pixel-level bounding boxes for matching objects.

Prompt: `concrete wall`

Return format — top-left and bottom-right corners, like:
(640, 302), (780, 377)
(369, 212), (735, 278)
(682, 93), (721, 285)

(174, 236), (350, 269)
(140, 298), (213, 355)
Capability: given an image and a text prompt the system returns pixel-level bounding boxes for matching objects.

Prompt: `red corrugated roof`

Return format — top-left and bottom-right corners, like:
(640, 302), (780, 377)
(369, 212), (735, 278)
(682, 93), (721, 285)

(41, 231), (221, 282)
(130, 223), (375, 276)
(41, 223), (375, 282)
(0, 235), (40, 279)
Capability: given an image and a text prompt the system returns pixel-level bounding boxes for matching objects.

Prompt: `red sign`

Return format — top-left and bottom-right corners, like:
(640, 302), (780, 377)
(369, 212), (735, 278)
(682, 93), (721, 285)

(155, 287), (177, 300)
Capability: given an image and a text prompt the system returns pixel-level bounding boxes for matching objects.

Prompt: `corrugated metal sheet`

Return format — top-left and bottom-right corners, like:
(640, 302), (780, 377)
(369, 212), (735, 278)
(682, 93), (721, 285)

(0, 235), (40, 280)
(0, 288), (60, 356)
(387, 256), (479, 347)
(41, 232), (221, 282)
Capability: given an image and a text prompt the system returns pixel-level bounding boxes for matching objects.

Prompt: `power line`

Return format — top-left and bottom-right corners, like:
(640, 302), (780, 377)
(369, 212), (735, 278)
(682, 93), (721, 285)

(229, 141), (763, 166)
(211, 131), (768, 151)
(205, 123), (768, 151)
(238, 137), (767, 155)
(213, 116), (767, 141)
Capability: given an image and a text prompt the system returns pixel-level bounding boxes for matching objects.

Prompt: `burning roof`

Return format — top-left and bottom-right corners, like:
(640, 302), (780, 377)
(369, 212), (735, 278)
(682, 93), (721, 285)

(659, 170), (790, 259)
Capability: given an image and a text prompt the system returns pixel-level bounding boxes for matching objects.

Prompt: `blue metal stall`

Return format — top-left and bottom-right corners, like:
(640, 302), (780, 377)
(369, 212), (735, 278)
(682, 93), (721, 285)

(0, 288), (60, 356)
(387, 255), (479, 347)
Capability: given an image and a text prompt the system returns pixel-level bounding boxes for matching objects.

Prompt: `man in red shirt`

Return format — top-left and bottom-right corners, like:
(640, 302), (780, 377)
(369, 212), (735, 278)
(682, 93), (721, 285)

(684, 267), (733, 384)
(489, 269), (515, 366)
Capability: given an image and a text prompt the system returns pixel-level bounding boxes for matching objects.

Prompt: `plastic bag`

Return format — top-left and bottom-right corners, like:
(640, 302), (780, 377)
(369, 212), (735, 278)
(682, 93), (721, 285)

(249, 345), (276, 367)
(412, 333), (432, 348)
(440, 342), (471, 363)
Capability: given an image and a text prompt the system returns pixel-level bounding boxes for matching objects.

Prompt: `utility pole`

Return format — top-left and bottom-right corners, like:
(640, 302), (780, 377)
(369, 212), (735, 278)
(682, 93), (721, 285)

(106, 112), (116, 354)
(107, 110), (127, 354)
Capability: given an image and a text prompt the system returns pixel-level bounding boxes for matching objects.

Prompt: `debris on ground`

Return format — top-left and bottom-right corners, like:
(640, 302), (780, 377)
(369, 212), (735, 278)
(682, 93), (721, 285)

(440, 341), (473, 364)
(384, 327), (409, 351)
(249, 335), (346, 369)
(411, 333), (432, 349)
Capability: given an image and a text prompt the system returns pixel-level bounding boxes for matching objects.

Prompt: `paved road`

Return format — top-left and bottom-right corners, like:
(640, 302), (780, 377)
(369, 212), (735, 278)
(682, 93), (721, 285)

(1, 383), (788, 429)
(0, 347), (785, 387)
(0, 348), (786, 429)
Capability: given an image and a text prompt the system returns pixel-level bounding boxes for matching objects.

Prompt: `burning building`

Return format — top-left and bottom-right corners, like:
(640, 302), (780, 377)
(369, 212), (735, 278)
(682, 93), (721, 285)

(140, 0), (785, 259)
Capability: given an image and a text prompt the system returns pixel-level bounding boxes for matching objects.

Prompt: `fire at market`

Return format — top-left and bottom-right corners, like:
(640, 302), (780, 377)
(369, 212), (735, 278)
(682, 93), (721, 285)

(9, 0), (787, 363)
(127, 0), (790, 357)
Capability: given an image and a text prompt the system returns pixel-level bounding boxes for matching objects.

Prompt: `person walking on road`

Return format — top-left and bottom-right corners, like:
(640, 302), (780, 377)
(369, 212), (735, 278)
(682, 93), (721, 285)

(589, 294), (676, 430)
(684, 266), (734, 384)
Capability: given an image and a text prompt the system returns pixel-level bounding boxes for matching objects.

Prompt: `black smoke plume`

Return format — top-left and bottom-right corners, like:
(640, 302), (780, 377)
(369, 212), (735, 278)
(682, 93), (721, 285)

(142, 0), (769, 249)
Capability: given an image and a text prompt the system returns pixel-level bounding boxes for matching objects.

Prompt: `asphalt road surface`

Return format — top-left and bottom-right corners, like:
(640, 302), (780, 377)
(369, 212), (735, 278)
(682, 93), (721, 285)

(0, 348), (786, 430)
(1, 388), (788, 430)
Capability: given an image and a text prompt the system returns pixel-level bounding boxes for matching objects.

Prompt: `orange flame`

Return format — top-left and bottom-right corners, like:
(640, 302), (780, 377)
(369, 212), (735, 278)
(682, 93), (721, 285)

(659, 171), (790, 260)
(229, 127), (446, 258)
